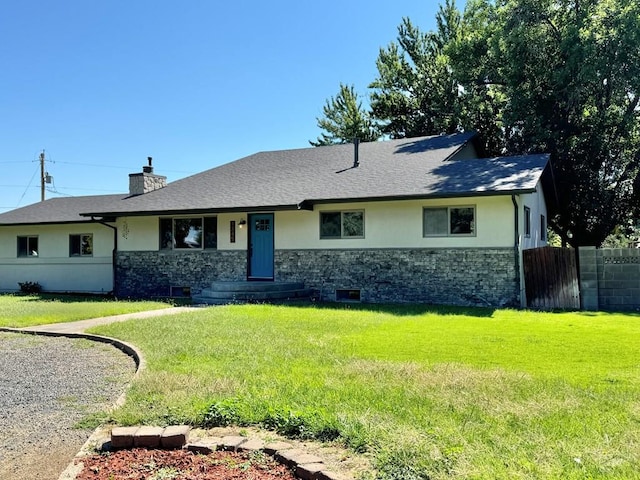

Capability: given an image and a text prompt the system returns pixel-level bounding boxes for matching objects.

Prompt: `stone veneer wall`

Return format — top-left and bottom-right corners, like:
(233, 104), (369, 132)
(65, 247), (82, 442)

(115, 247), (519, 306)
(115, 250), (246, 298)
(128, 172), (167, 196)
(579, 247), (640, 311)
(275, 248), (519, 307)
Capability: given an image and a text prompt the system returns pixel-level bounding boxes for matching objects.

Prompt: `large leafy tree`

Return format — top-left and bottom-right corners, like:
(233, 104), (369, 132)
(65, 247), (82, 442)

(309, 83), (380, 146)
(461, 0), (640, 246)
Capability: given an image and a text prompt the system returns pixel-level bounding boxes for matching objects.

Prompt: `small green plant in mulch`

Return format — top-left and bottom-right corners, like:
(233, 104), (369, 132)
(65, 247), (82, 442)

(203, 398), (245, 427)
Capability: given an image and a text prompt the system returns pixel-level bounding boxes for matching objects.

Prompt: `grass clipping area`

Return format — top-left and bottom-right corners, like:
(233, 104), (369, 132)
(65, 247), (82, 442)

(0, 294), (172, 327)
(90, 304), (640, 480)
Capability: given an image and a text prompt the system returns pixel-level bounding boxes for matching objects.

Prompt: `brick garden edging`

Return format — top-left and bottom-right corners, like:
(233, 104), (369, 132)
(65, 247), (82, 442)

(82, 425), (349, 480)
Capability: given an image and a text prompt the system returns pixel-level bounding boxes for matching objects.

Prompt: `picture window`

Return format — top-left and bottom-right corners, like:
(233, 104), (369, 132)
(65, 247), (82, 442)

(160, 217), (217, 250)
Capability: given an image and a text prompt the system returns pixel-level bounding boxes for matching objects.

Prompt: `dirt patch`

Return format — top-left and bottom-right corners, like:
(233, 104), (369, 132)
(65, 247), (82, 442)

(75, 449), (297, 480)
(0, 445), (81, 480)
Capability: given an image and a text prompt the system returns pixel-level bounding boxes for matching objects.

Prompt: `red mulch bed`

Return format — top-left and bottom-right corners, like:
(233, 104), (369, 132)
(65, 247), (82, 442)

(76, 448), (298, 480)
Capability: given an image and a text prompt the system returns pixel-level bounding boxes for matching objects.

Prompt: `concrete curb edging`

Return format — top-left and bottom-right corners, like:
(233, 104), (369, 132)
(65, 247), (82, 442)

(0, 328), (144, 372)
(0, 328), (145, 410)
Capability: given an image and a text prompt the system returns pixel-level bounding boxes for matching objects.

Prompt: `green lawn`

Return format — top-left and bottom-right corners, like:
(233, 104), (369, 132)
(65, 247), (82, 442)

(0, 294), (172, 327)
(85, 304), (640, 480)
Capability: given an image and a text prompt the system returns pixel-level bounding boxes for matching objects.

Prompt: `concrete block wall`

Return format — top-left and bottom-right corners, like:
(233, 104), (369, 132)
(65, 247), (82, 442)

(579, 247), (640, 311)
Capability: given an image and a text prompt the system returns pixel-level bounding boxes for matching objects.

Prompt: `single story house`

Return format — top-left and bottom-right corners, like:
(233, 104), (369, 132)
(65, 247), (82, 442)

(0, 132), (550, 306)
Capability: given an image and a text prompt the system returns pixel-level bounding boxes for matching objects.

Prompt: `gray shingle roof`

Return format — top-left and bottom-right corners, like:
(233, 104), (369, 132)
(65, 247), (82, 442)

(0, 194), (127, 226)
(0, 132), (550, 224)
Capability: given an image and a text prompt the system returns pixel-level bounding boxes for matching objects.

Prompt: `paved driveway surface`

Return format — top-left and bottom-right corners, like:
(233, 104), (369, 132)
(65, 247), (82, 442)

(0, 332), (136, 480)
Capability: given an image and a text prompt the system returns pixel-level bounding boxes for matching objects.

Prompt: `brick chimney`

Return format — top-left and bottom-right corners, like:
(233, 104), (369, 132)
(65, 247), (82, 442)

(129, 157), (167, 196)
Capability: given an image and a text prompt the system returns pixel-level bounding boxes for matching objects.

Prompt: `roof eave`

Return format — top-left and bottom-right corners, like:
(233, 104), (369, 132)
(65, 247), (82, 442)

(0, 219), (108, 227)
(302, 188), (538, 207)
(79, 203), (304, 218)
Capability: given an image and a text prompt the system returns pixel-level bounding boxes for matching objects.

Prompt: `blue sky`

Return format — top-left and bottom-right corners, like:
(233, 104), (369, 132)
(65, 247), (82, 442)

(0, 1), (449, 212)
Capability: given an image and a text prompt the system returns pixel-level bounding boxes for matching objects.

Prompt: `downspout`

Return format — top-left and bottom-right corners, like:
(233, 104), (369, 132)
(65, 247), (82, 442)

(511, 195), (523, 307)
(93, 217), (117, 296)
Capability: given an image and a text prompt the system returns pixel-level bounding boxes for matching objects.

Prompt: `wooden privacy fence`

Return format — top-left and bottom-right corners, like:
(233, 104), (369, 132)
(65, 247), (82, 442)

(523, 246), (580, 309)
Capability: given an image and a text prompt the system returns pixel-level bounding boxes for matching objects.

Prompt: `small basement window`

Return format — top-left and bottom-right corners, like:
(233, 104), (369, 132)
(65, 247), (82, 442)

(170, 286), (191, 298)
(336, 289), (361, 302)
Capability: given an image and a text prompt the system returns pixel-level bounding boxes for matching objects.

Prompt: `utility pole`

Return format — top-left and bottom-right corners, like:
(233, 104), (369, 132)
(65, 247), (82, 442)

(39, 150), (45, 202)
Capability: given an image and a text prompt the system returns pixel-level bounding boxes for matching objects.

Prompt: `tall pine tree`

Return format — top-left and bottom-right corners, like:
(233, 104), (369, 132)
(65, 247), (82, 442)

(310, 83), (380, 146)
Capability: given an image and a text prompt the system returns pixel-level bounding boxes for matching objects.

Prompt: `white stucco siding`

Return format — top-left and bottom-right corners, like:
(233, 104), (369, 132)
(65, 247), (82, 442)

(520, 182), (548, 250)
(117, 214), (249, 251)
(275, 197), (516, 250)
(0, 223), (114, 293)
(113, 194), (520, 254)
(117, 216), (160, 251)
(217, 213), (248, 251)
(0, 260), (113, 293)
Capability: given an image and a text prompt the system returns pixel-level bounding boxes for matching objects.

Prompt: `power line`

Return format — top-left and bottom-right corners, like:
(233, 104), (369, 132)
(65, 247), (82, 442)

(52, 160), (196, 174)
(15, 164), (40, 208)
(0, 185), (39, 188)
(46, 185), (117, 192)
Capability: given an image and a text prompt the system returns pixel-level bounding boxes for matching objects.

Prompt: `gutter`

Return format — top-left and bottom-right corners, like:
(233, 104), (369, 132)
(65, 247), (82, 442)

(93, 217), (117, 295)
(511, 195), (524, 307)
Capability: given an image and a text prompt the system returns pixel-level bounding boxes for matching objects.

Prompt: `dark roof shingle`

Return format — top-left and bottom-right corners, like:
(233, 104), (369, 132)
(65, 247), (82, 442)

(0, 132), (550, 224)
(0, 194), (127, 225)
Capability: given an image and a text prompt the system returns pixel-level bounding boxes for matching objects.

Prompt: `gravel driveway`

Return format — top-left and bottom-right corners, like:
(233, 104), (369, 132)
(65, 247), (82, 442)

(0, 332), (136, 480)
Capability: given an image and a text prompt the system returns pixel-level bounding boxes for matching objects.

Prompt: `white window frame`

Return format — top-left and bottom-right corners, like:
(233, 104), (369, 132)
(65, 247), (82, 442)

(423, 206), (476, 237)
(524, 206), (531, 238)
(320, 210), (365, 239)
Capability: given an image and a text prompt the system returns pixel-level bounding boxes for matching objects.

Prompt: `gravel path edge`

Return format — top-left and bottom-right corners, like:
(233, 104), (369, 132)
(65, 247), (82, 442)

(0, 328), (145, 383)
(0, 327), (146, 480)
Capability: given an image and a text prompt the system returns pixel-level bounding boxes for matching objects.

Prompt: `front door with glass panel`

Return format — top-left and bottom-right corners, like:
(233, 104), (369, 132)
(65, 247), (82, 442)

(248, 213), (274, 279)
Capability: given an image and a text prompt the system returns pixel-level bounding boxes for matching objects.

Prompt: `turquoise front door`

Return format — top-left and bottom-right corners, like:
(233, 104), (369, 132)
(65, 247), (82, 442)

(248, 213), (274, 279)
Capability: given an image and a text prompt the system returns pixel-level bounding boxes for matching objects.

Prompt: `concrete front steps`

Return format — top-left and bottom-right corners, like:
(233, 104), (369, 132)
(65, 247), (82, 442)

(192, 281), (313, 305)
